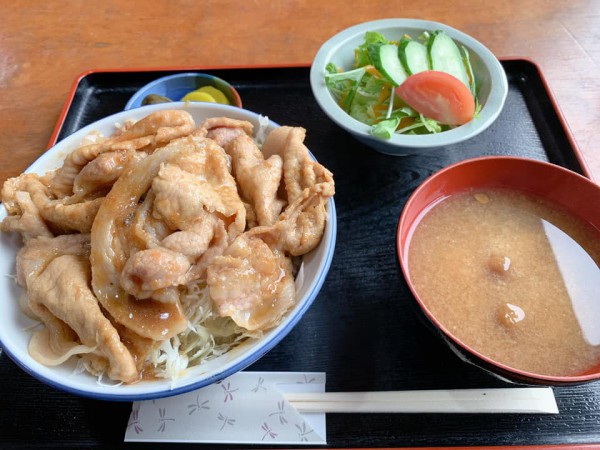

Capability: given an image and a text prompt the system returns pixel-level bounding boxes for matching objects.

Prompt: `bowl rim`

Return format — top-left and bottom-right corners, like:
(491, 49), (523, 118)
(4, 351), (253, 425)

(124, 72), (243, 110)
(396, 155), (600, 383)
(0, 102), (336, 401)
(310, 18), (509, 149)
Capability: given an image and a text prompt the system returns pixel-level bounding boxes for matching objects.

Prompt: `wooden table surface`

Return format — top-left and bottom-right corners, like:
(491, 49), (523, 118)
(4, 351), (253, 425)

(1, 2), (600, 448)
(1, 0), (599, 185)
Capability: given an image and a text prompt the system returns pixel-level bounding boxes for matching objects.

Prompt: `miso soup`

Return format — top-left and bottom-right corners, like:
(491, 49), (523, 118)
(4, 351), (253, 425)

(407, 188), (600, 377)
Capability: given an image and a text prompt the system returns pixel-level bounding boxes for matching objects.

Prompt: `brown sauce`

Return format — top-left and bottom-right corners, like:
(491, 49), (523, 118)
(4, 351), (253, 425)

(407, 188), (600, 377)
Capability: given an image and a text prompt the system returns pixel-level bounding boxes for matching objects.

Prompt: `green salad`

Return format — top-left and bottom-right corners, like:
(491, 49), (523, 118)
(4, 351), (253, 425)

(325, 30), (481, 139)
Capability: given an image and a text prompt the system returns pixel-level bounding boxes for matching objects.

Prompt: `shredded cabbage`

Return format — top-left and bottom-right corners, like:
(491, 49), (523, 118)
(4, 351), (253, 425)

(148, 280), (260, 380)
(255, 115), (271, 148)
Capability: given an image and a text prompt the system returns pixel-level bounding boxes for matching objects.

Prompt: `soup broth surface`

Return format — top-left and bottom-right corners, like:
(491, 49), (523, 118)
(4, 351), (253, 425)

(407, 188), (600, 377)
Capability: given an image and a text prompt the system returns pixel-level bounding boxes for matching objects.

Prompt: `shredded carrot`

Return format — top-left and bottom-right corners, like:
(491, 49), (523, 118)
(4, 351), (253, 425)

(377, 87), (391, 104)
(364, 65), (383, 78)
(398, 117), (415, 129)
(373, 104), (388, 117)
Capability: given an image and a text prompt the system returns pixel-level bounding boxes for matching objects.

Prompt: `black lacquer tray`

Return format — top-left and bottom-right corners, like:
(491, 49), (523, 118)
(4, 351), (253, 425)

(2, 60), (600, 450)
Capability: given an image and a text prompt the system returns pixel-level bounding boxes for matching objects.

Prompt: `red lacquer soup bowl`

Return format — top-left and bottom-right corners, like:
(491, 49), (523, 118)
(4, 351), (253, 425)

(397, 156), (600, 385)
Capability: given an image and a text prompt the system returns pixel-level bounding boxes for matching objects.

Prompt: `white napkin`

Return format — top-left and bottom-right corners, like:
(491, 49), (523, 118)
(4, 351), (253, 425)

(125, 371), (327, 445)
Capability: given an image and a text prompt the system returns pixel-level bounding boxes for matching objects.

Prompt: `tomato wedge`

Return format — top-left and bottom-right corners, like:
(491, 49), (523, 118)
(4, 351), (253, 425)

(395, 71), (475, 126)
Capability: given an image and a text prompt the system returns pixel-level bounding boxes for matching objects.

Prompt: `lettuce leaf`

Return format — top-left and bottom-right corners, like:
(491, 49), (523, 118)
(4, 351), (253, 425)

(396, 115), (444, 135)
(370, 117), (400, 139)
(419, 114), (442, 133)
(349, 74), (389, 124)
(354, 31), (390, 67)
(324, 66), (367, 112)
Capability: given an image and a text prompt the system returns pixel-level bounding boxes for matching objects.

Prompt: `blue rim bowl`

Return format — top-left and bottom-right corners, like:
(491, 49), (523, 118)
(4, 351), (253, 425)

(0, 102), (335, 401)
(125, 73), (242, 110)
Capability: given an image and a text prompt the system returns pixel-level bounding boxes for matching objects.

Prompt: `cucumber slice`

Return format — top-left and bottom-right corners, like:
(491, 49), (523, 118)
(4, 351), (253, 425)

(398, 38), (429, 75)
(368, 43), (407, 86)
(428, 31), (470, 87)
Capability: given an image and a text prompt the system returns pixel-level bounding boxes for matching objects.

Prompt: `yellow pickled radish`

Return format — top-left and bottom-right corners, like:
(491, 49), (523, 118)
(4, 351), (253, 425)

(181, 91), (217, 103)
(180, 86), (231, 104)
(196, 86), (230, 105)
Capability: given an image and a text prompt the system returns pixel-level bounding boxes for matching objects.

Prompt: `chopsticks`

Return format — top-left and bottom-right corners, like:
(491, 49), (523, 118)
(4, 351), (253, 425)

(284, 388), (558, 414)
